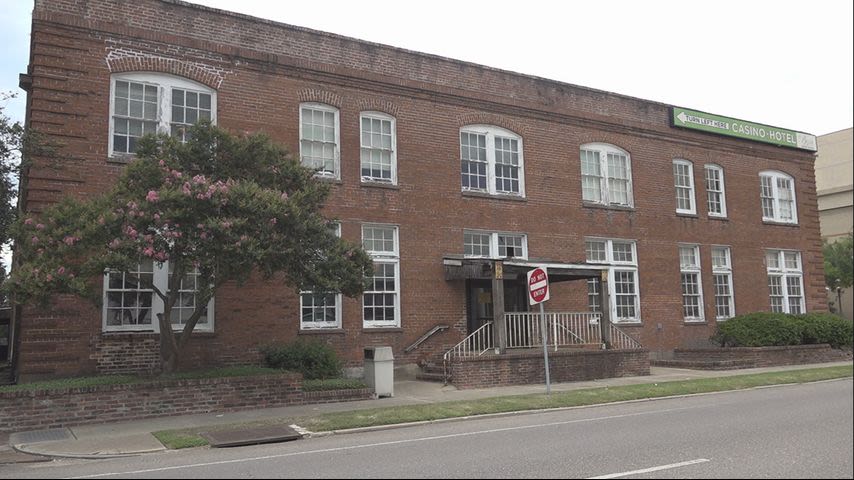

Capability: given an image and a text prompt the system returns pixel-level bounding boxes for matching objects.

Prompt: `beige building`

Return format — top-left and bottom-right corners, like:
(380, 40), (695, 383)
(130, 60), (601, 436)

(815, 128), (853, 320)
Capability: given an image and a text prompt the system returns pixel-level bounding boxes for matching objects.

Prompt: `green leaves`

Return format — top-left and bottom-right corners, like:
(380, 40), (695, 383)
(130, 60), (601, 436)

(823, 234), (853, 290)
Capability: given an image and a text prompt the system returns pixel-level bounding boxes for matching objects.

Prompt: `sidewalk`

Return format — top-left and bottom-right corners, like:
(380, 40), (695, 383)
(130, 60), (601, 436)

(4, 361), (852, 462)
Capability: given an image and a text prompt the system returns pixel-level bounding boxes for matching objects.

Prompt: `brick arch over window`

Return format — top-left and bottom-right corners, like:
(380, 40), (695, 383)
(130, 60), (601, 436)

(298, 89), (343, 108)
(106, 57), (224, 90)
(357, 99), (400, 117)
(574, 133), (635, 157)
(456, 113), (528, 137)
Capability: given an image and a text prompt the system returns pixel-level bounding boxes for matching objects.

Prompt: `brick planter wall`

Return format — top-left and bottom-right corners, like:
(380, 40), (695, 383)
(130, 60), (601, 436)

(450, 349), (650, 389)
(0, 373), (373, 434)
(656, 344), (852, 370)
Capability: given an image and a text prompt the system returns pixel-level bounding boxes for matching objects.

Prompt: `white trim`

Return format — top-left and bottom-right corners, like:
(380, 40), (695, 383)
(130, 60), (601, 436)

(711, 245), (735, 320)
(766, 249), (805, 313)
(102, 262), (214, 333)
(109, 72), (217, 157)
(463, 229), (528, 260)
(359, 111), (397, 185)
(679, 244), (704, 322)
(299, 102), (341, 180)
(579, 143), (634, 208)
(300, 223), (343, 330)
(759, 170), (798, 224)
(460, 125), (525, 197)
(704, 164), (728, 218)
(584, 237), (641, 323)
(673, 159), (696, 215)
(362, 224), (401, 328)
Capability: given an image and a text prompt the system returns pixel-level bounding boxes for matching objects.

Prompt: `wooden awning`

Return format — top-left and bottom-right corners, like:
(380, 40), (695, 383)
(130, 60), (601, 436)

(442, 256), (606, 283)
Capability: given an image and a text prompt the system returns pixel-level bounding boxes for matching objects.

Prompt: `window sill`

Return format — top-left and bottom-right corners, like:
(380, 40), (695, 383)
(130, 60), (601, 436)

(683, 320), (708, 325)
(299, 328), (345, 335)
(762, 220), (799, 228)
(676, 212), (698, 218)
(582, 202), (634, 212)
(314, 176), (343, 185)
(361, 181), (400, 190)
(612, 321), (642, 327)
(106, 154), (135, 165)
(708, 216), (729, 222)
(462, 190), (526, 202)
(362, 327), (404, 333)
(101, 329), (216, 336)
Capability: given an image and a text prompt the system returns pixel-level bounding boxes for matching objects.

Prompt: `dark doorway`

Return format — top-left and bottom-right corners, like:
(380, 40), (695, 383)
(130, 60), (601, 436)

(466, 279), (527, 334)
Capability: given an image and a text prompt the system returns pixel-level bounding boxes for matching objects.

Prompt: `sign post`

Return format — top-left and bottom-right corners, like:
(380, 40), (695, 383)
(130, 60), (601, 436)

(527, 266), (551, 394)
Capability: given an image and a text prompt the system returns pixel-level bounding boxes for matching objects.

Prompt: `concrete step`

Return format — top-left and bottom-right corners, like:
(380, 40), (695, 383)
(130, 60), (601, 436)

(415, 371), (446, 383)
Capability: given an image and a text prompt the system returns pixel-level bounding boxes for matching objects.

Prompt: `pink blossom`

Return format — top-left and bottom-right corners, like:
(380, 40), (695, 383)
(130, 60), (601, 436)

(280, 192), (289, 200)
(36, 223), (45, 230)
(145, 190), (159, 203)
(193, 174), (206, 185)
(159, 159), (166, 167)
(153, 213), (161, 222)
(142, 246), (155, 257)
(46, 274), (53, 281)
(24, 218), (34, 225)
(182, 182), (192, 196)
(109, 239), (121, 249)
(171, 170), (182, 179)
(200, 232), (208, 240)
(124, 226), (138, 239)
(269, 218), (277, 225)
(63, 236), (79, 246)
(31, 236), (39, 245)
(126, 201), (138, 210)
(221, 221), (232, 229)
(57, 266), (66, 275)
(153, 251), (168, 262)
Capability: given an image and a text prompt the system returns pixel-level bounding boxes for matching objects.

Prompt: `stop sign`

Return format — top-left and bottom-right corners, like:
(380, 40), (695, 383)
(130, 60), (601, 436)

(527, 266), (550, 305)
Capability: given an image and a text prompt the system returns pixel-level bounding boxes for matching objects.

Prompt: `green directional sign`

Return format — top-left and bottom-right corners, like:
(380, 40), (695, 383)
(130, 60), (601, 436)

(671, 107), (817, 152)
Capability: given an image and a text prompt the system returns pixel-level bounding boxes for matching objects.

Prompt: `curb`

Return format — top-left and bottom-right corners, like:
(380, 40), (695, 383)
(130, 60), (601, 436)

(11, 442), (165, 460)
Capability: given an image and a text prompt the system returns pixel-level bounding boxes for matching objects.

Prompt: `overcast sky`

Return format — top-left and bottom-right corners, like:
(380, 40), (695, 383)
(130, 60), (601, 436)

(2, 0), (852, 137)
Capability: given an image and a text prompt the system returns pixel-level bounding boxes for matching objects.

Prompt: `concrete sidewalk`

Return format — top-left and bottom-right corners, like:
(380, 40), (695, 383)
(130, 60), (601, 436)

(4, 361), (852, 462)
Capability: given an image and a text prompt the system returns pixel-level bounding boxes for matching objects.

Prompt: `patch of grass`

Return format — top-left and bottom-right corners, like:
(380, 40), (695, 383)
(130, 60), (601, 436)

(158, 366), (283, 381)
(152, 365), (852, 449)
(152, 430), (210, 449)
(302, 378), (368, 391)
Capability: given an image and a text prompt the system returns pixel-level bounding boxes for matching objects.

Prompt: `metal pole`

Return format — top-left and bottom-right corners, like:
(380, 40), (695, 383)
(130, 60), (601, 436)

(540, 302), (550, 394)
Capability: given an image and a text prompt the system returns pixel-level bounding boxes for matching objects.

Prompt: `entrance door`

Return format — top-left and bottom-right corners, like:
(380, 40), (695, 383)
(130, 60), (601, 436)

(466, 279), (528, 334)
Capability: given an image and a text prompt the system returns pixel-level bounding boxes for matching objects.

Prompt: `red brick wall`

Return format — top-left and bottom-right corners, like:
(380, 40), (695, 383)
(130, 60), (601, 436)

(16, 0), (826, 379)
(0, 372), (372, 434)
(450, 349), (650, 389)
(669, 344), (851, 368)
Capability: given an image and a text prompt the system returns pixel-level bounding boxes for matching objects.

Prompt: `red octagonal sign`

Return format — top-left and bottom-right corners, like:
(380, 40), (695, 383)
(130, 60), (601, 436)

(527, 266), (550, 305)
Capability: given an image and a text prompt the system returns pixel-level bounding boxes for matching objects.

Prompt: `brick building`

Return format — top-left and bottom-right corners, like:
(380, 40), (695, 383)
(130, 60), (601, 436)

(12, 0), (825, 382)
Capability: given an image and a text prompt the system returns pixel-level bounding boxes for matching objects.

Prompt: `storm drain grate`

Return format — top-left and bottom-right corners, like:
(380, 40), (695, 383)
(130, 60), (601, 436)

(10, 427), (75, 444)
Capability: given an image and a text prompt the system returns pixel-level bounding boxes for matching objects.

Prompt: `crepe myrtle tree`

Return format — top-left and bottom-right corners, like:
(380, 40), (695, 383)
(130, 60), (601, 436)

(4, 123), (373, 372)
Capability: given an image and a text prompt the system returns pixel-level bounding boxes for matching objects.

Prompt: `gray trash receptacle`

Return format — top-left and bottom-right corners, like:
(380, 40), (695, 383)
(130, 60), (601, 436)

(364, 346), (394, 397)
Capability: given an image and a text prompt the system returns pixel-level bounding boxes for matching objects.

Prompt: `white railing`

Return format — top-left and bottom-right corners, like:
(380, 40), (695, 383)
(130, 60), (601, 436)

(443, 321), (494, 363)
(609, 324), (643, 350)
(505, 312), (603, 350)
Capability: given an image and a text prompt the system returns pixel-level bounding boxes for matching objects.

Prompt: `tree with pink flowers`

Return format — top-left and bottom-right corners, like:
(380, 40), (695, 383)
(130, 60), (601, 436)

(4, 123), (373, 372)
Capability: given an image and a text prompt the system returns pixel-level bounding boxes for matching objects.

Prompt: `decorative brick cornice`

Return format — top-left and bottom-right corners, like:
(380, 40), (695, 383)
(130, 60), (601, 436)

(105, 48), (230, 89)
(457, 112), (528, 136)
(298, 88), (342, 108)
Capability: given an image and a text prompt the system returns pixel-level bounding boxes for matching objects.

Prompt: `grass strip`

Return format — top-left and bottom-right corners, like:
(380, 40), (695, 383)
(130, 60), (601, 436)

(153, 364), (852, 449)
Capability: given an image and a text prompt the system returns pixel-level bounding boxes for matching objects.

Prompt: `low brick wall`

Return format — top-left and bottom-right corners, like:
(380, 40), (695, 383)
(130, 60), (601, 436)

(663, 344), (851, 370)
(450, 349), (650, 389)
(0, 373), (373, 434)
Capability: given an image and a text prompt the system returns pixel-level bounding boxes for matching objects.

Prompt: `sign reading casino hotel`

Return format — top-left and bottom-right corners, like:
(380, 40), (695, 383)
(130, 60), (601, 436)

(671, 107), (817, 152)
(527, 267), (550, 305)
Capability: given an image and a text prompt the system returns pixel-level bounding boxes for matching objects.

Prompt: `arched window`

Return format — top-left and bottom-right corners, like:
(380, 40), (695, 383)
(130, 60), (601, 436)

(580, 143), (633, 207)
(300, 102), (340, 179)
(460, 125), (525, 196)
(109, 73), (216, 156)
(759, 170), (798, 224)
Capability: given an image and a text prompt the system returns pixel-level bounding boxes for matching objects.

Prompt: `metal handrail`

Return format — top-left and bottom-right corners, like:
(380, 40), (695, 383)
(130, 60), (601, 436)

(505, 312), (602, 350)
(404, 324), (450, 353)
(608, 324), (643, 350)
(442, 321), (494, 383)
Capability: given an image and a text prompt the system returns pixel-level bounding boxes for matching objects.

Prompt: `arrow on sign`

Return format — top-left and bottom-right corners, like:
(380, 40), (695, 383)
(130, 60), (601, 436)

(677, 111), (688, 124)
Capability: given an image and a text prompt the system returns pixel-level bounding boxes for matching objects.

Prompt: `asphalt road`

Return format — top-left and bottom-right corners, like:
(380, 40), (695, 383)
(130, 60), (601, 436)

(2, 378), (852, 479)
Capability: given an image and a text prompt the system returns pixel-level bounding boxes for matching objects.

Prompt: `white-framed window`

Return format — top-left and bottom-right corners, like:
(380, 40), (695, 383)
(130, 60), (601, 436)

(766, 249), (805, 314)
(679, 245), (704, 322)
(587, 278), (602, 313)
(109, 73), (217, 156)
(460, 125), (525, 196)
(585, 238), (640, 323)
(673, 159), (696, 215)
(580, 143), (634, 207)
(300, 103), (340, 179)
(362, 224), (400, 328)
(704, 164), (727, 218)
(360, 112), (397, 184)
(300, 223), (343, 330)
(463, 230), (528, 259)
(103, 260), (214, 332)
(759, 171), (798, 224)
(712, 246), (734, 320)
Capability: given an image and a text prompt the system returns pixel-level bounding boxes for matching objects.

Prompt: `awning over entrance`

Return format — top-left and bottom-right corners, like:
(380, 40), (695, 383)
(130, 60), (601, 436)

(442, 256), (607, 282)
